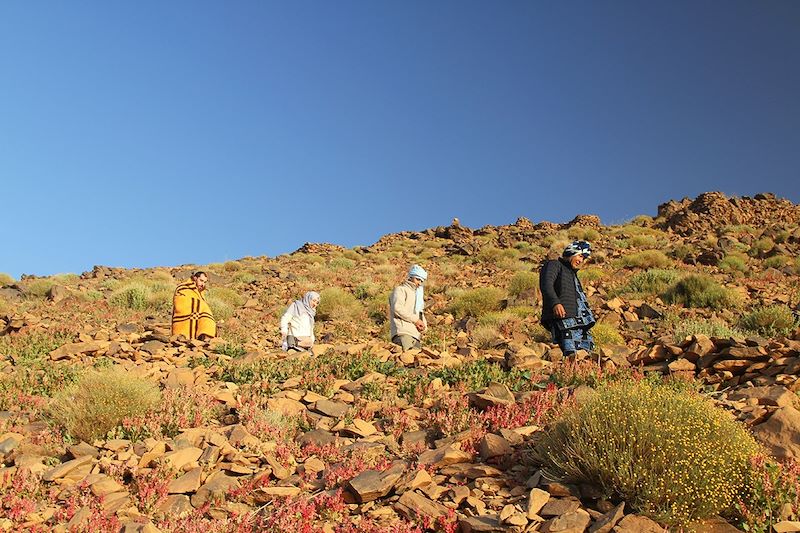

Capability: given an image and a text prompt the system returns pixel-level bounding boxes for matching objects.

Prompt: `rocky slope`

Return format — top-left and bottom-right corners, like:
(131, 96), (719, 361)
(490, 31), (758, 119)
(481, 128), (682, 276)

(0, 191), (799, 532)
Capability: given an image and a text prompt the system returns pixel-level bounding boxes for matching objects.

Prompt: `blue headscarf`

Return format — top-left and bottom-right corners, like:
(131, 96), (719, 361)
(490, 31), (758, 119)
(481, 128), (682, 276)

(408, 265), (427, 314)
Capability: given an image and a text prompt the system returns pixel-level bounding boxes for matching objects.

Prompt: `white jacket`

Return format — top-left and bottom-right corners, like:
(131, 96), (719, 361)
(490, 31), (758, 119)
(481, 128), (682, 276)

(281, 308), (315, 342)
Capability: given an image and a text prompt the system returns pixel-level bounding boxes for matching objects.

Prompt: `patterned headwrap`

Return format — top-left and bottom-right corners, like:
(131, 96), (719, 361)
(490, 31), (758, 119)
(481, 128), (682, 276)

(563, 240), (592, 258)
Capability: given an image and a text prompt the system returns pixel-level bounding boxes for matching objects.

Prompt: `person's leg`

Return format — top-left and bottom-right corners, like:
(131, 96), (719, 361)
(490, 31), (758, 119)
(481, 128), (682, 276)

(577, 329), (595, 352)
(393, 335), (419, 351)
(551, 326), (577, 357)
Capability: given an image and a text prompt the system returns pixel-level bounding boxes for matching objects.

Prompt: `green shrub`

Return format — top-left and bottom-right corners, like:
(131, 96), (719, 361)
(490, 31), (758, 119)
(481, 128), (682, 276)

(669, 244), (694, 261)
(719, 253), (748, 274)
(0, 331), (78, 406)
(110, 282), (150, 310)
(670, 318), (744, 342)
(476, 246), (503, 264)
(471, 324), (502, 349)
(300, 254), (325, 265)
(749, 237), (775, 257)
(722, 224), (757, 237)
(579, 268), (606, 282)
(567, 227), (600, 241)
(508, 271), (538, 299)
(739, 305), (797, 338)
(316, 287), (361, 321)
(591, 323), (624, 347)
(505, 305), (536, 319)
(616, 250), (671, 269)
(628, 235), (659, 248)
(24, 278), (56, 298)
(662, 275), (739, 310)
(428, 359), (531, 393)
(223, 261), (242, 272)
(50, 367), (161, 442)
(206, 287), (244, 307)
(329, 257), (356, 270)
(620, 269), (680, 295)
(204, 287), (244, 321)
(354, 281), (381, 300)
(448, 287), (504, 318)
(232, 272), (258, 284)
(0, 273), (14, 286)
(215, 342), (246, 358)
(763, 255), (791, 269)
(534, 379), (759, 526)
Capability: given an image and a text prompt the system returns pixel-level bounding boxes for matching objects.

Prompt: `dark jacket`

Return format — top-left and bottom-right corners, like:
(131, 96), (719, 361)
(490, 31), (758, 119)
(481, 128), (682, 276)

(539, 257), (583, 328)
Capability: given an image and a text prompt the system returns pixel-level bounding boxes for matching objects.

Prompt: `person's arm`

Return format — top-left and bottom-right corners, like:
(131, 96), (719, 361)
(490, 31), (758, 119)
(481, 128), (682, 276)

(280, 307), (293, 337)
(390, 286), (418, 323)
(540, 261), (562, 308)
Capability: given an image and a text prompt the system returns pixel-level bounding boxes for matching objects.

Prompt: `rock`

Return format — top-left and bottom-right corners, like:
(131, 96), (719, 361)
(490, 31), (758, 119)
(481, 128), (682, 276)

(527, 487), (550, 518)
(191, 472), (240, 508)
(168, 467), (202, 494)
(116, 322), (139, 334)
(686, 335), (715, 357)
(253, 486), (303, 501)
(394, 490), (449, 522)
(470, 383), (515, 409)
(89, 476), (125, 497)
(46, 285), (70, 302)
(588, 502), (624, 533)
(458, 515), (506, 532)
(164, 367), (195, 388)
(418, 445), (472, 467)
(42, 455), (93, 481)
(140, 340), (166, 355)
(346, 462), (406, 503)
(540, 497), (580, 517)
(478, 434), (513, 460)
(667, 358), (696, 372)
(613, 514), (665, 532)
(0, 435), (21, 455)
(541, 508), (591, 533)
(267, 397), (307, 417)
(636, 303), (663, 319)
(729, 386), (796, 408)
(752, 404), (800, 460)
(343, 419), (377, 438)
(163, 447), (203, 470)
(296, 429), (337, 447)
(721, 345), (766, 360)
(774, 521), (800, 533)
(49, 340), (108, 361)
(314, 399), (350, 418)
(156, 495), (193, 518)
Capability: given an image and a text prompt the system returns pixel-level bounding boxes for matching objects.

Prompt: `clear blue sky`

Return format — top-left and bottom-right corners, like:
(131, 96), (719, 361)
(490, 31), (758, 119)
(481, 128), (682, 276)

(1, 1), (798, 279)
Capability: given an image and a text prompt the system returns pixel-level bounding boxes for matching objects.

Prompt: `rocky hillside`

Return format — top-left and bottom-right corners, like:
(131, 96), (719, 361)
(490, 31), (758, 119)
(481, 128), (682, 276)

(1, 191), (799, 532)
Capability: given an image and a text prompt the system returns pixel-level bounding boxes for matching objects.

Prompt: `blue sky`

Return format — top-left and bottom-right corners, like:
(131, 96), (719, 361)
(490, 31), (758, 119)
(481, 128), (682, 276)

(1, 1), (798, 279)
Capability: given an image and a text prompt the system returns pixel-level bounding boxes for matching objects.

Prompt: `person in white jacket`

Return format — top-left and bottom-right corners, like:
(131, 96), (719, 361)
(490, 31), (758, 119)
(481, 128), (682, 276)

(280, 291), (320, 351)
(389, 265), (428, 351)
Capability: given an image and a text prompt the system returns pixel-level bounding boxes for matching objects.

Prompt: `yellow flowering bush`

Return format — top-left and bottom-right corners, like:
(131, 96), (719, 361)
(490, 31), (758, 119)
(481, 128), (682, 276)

(534, 379), (759, 526)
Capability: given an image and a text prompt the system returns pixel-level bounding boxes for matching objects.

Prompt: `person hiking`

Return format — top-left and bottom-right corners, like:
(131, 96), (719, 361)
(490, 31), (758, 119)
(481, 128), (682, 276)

(389, 265), (428, 351)
(280, 291), (320, 351)
(540, 241), (595, 356)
